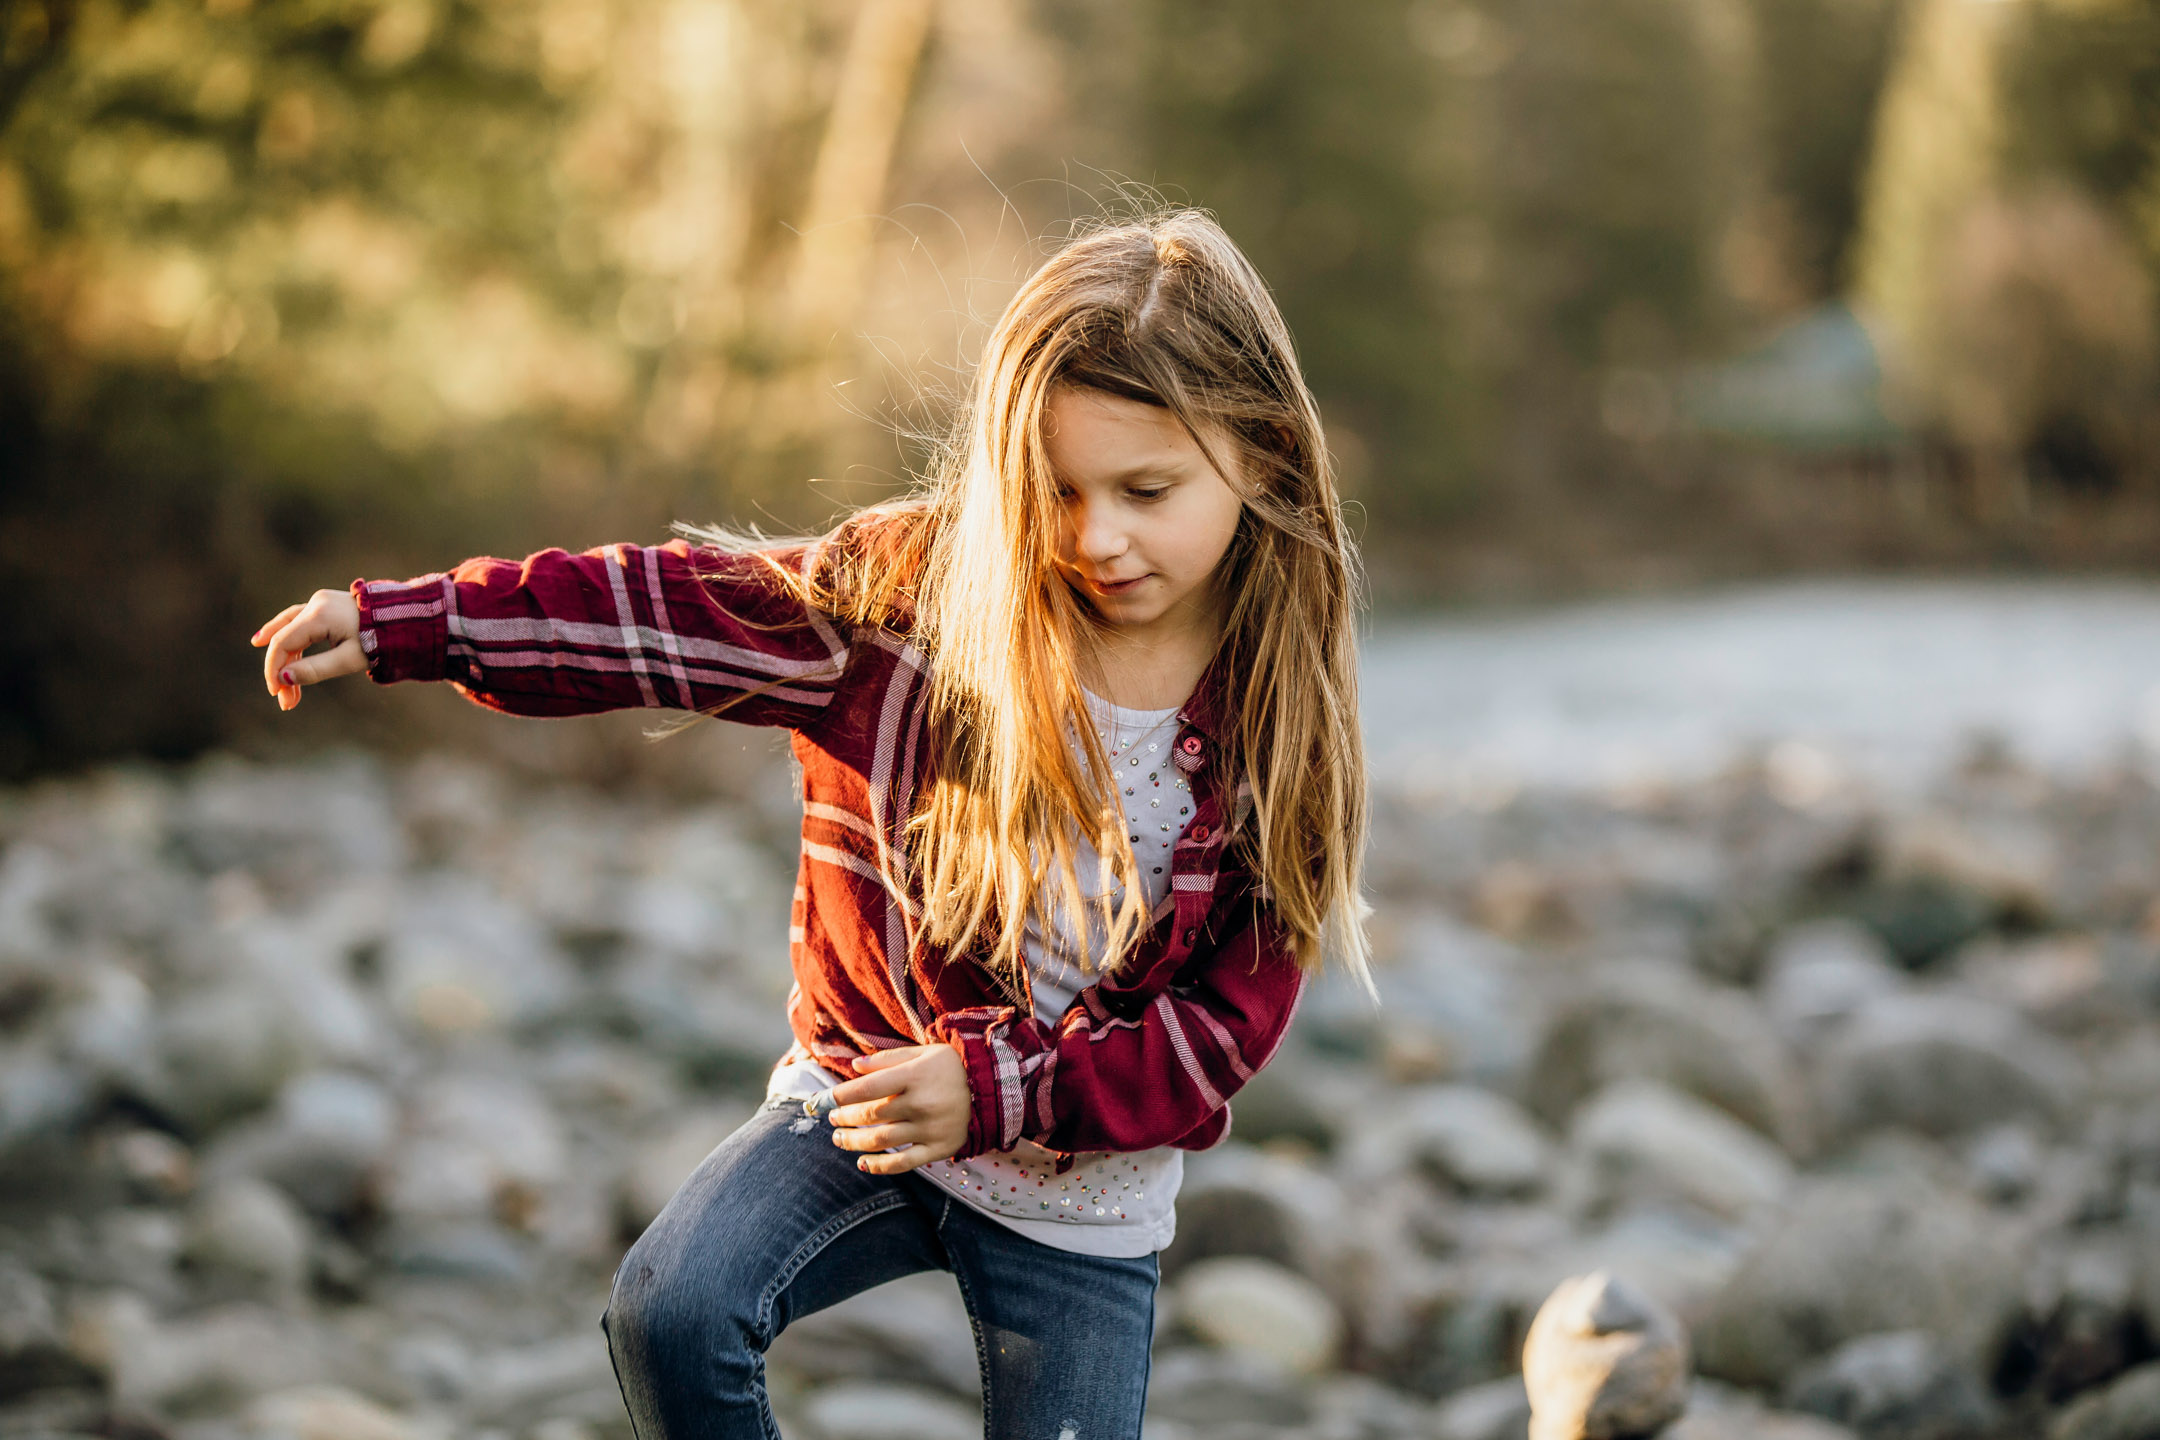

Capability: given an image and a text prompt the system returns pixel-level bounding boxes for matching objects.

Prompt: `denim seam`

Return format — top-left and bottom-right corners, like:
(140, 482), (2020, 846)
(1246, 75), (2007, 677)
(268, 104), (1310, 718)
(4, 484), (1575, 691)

(745, 1185), (914, 1440)
(936, 1194), (999, 1440)
(1130, 1263), (1158, 1440)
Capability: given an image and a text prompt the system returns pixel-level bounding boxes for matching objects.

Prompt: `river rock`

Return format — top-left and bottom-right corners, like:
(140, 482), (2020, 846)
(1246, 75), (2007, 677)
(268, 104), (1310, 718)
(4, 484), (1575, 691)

(104, 1127), (195, 1201)
(1963, 1123), (2043, 1204)
(619, 1106), (742, 1233)
(175, 755), (407, 880)
(1521, 1271), (1690, 1440)
(798, 1381), (981, 1440)
(1162, 1143), (1348, 1279)
(0, 843), (65, 979)
(536, 1039), (680, 1124)
(380, 1069), (567, 1228)
(1664, 1382), (1859, 1439)
(1215, 1051), (1363, 1153)
(150, 980), (317, 1133)
(1880, 809), (2058, 923)
(1299, 912), (1538, 1085)
(384, 1330), (471, 1406)
(1308, 1375), (1440, 1440)
(213, 905), (398, 1072)
(185, 1175), (313, 1293)
(605, 960), (795, 1090)
(1817, 992), (2082, 1140)
(1345, 1083), (1554, 1197)
(1145, 1348), (1313, 1429)
(55, 959), (160, 1096)
(1759, 920), (1903, 1044)
(379, 1221), (530, 1283)
(205, 1069), (398, 1218)
(1526, 961), (1808, 1152)
(770, 1272), (980, 1399)
(1784, 1330), (1997, 1440)
(379, 877), (577, 1036)
(1950, 934), (2124, 1034)
(1667, 1415), (1860, 1440)
(0, 1258), (97, 1399)
(1434, 1377), (1531, 1440)
(1172, 1256), (1343, 1374)
(462, 1333), (617, 1420)
(2013, 1230), (2152, 1402)
(1564, 1078), (1794, 1224)
(246, 1384), (427, 1440)
(77, 1292), (328, 1409)
(0, 1037), (91, 1151)
(2049, 1360), (2160, 1440)
(1513, 1208), (1751, 1323)
(1693, 1176), (2024, 1390)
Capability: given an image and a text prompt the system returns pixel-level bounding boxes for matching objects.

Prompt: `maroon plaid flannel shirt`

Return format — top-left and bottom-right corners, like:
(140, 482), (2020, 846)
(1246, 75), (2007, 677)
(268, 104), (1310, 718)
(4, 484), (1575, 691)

(353, 538), (1306, 1161)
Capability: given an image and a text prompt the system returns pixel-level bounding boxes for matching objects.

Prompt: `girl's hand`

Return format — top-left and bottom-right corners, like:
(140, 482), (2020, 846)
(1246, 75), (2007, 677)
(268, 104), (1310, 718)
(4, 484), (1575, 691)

(252, 589), (365, 711)
(825, 1044), (971, 1175)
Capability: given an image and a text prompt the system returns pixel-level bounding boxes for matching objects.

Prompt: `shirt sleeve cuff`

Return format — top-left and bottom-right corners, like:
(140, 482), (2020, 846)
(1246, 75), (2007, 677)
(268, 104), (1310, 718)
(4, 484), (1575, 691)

(927, 1008), (1018, 1161)
(351, 575), (450, 684)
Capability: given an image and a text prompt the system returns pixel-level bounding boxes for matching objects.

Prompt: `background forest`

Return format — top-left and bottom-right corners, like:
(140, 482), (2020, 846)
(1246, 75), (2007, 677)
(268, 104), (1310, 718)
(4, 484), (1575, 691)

(2, 0), (2158, 775)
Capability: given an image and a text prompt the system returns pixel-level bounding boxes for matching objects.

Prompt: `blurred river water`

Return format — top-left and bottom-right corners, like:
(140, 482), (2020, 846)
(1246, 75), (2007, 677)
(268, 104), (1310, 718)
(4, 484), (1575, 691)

(1362, 579), (2160, 803)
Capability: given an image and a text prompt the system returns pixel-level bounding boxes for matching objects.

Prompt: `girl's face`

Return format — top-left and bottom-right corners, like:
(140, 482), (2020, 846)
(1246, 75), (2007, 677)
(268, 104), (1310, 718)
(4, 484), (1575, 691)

(1043, 385), (1246, 644)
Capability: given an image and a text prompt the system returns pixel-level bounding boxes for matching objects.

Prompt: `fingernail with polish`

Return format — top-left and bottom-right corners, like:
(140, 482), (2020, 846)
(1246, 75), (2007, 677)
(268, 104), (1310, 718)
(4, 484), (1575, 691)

(280, 669), (294, 685)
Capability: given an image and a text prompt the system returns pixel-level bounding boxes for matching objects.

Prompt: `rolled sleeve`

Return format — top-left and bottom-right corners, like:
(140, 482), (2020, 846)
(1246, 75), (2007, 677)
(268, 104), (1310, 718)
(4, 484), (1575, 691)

(352, 575), (450, 684)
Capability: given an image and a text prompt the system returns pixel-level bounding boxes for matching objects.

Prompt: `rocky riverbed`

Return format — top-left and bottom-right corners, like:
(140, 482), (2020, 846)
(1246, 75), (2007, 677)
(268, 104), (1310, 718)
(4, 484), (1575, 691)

(2, 740), (2159, 1440)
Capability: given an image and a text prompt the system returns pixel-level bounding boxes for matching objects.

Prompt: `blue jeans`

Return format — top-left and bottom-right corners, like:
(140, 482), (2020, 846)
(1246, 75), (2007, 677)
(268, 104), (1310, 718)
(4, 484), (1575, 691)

(601, 1097), (1160, 1440)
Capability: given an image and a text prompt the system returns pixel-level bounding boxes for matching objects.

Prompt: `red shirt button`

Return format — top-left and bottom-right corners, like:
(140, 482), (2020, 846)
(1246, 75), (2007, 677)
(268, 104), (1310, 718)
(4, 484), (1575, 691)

(1191, 824), (1211, 842)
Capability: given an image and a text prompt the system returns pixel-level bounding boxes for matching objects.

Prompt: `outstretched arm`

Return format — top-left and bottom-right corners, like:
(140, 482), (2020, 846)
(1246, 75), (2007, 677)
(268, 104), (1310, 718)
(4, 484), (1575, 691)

(252, 540), (853, 728)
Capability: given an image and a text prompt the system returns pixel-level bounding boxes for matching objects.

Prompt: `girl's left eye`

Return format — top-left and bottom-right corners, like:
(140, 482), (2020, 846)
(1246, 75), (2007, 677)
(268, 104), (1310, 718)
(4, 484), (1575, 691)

(1130, 488), (1168, 502)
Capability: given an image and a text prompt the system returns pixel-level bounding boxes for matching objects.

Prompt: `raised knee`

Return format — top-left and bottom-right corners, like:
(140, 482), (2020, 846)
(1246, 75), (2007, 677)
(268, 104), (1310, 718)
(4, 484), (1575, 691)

(605, 1241), (763, 1370)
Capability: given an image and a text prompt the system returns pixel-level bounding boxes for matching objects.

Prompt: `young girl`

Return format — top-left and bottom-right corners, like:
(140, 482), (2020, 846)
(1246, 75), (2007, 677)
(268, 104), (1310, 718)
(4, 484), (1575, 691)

(252, 210), (1371, 1440)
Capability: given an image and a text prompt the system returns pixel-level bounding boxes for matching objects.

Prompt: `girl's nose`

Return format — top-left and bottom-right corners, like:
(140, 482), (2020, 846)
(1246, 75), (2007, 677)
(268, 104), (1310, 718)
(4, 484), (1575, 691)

(1070, 501), (1128, 564)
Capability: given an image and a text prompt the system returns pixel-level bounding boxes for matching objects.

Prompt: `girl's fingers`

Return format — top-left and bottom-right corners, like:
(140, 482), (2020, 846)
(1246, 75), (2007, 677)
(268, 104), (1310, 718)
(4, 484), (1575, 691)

(280, 637), (366, 688)
(849, 1046), (926, 1073)
(828, 1122), (913, 1153)
(826, 1067), (911, 1108)
(263, 615), (323, 691)
(853, 1146), (933, 1176)
(250, 604), (304, 648)
(826, 1096), (913, 1130)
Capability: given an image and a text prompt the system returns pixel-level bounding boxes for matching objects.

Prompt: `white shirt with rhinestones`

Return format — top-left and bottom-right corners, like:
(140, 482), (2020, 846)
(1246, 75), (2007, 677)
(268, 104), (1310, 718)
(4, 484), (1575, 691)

(766, 688), (1195, 1258)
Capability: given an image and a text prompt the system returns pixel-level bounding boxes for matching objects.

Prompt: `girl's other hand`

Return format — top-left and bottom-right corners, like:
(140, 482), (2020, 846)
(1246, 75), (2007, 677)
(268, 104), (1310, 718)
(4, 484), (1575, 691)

(824, 1044), (971, 1175)
(252, 589), (364, 711)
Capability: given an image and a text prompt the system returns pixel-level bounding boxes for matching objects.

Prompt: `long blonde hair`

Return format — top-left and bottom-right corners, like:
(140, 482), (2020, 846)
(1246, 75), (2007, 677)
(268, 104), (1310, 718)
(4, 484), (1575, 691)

(702, 210), (1370, 994)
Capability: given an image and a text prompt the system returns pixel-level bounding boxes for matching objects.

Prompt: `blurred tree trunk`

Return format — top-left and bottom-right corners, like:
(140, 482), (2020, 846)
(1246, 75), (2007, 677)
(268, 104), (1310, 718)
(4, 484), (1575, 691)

(788, 0), (937, 342)
(732, 0), (937, 496)
(1854, 0), (2158, 502)
(0, 1), (70, 129)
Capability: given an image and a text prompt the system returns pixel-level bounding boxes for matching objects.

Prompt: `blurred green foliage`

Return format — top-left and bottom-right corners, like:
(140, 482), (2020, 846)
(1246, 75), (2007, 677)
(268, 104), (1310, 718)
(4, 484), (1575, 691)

(1057, 0), (1903, 516)
(1851, 0), (2158, 503)
(2004, 0), (2160, 235)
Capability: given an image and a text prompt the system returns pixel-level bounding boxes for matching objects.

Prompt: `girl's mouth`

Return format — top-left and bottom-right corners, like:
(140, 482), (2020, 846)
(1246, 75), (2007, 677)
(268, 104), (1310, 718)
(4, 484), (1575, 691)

(1090, 574), (1149, 596)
